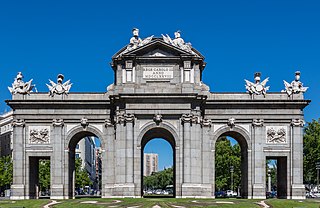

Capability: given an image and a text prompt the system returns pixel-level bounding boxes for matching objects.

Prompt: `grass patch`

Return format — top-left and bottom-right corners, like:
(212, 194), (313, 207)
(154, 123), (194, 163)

(0, 199), (50, 208)
(0, 198), (319, 208)
(53, 198), (261, 208)
(266, 198), (320, 208)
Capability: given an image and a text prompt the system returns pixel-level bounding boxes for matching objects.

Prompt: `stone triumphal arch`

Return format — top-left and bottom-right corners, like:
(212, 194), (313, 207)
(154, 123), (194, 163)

(6, 30), (310, 199)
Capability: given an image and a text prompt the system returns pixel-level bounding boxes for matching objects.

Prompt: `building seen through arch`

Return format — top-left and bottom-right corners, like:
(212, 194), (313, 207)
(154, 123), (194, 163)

(3, 30), (310, 199)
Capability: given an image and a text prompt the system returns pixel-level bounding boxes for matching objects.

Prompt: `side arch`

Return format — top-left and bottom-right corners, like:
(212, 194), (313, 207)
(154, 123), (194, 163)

(212, 125), (251, 150)
(66, 125), (105, 149)
(212, 124), (252, 198)
(64, 125), (105, 199)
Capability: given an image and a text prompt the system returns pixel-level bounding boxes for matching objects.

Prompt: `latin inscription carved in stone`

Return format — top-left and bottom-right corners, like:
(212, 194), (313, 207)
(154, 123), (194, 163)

(143, 67), (173, 79)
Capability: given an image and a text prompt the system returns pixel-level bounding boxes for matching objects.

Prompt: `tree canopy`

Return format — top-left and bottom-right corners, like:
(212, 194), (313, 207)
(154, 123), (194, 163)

(215, 136), (241, 191)
(0, 155), (12, 189)
(143, 167), (173, 190)
(75, 157), (92, 189)
(39, 159), (50, 192)
(303, 119), (320, 185)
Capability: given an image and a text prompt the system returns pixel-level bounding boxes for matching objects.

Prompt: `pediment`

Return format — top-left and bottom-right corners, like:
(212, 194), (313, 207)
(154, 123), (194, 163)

(143, 49), (174, 57)
(112, 38), (204, 59)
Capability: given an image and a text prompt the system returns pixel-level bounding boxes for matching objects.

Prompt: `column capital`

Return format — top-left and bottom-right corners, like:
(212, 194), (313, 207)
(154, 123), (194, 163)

(181, 114), (193, 124)
(124, 113), (135, 123)
(291, 118), (305, 127)
(11, 119), (25, 127)
(252, 119), (264, 127)
(201, 118), (212, 127)
(105, 119), (114, 127)
(52, 119), (64, 127)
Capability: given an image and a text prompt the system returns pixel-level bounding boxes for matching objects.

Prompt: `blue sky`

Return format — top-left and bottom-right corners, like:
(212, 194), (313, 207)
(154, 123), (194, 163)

(1, 0), (319, 170)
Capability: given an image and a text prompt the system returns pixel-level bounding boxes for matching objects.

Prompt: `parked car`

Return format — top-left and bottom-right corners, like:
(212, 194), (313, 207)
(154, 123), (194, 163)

(215, 191), (226, 198)
(155, 189), (162, 195)
(162, 190), (169, 195)
(266, 191), (276, 198)
(312, 191), (320, 198)
(226, 190), (237, 197)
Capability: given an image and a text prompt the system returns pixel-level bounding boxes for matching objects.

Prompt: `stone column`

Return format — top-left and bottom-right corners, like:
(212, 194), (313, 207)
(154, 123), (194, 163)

(103, 119), (115, 197)
(252, 119), (265, 199)
(291, 118), (305, 199)
(181, 114), (192, 184)
(10, 119), (26, 200)
(125, 114), (134, 184)
(51, 119), (65, 199)
(115, 113), (125, 185)
(190, 115), (201, 184)
(201, 118), (213, 197)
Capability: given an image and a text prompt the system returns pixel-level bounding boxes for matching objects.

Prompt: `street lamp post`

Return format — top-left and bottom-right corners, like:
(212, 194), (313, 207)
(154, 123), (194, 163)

(267, 169), (272, 192)
(230, 166), (234, 192)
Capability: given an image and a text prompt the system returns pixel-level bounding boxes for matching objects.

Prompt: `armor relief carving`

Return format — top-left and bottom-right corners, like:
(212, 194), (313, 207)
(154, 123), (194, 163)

(266, 126), (287, 144)
(29, 126), (50, 144)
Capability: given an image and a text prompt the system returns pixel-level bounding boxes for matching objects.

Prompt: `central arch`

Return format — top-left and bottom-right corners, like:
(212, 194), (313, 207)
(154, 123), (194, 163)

(213, 126), (251, 198)
(139, 123), (177, 198)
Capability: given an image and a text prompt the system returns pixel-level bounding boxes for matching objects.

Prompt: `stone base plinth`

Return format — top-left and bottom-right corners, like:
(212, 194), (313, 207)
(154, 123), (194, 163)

(291, 184), (306, 199)
(180, 183), (213, 198)
(102, 183), (136, 198)
(50, 184), (65, 199)
(252, 184), (266, 199)
(10, 184), (25, 200)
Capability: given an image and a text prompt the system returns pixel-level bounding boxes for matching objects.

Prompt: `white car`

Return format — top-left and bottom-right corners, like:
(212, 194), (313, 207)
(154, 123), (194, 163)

(155, 189), (162, 195)
(226, 190), (237, 197)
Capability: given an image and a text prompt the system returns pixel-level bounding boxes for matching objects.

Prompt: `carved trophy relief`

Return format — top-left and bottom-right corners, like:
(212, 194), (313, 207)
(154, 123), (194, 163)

(266, 126), (287, 144)
(29, 126), (50, 144)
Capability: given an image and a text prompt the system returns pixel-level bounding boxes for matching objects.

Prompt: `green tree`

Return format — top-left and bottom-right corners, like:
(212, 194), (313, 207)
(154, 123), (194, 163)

(215, 137), (241, 191)
(0, 155), (13, 189)
(143, 167), (173, 190)
(75, 158), (92, 189)
(39, 159), (50, 192)
(303, 119), (320, 185)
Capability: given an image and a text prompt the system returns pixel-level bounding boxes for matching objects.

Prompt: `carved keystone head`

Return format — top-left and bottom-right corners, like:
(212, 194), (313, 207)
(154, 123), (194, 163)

(80, 117), (89, 129)
(153, 114), (162, 125)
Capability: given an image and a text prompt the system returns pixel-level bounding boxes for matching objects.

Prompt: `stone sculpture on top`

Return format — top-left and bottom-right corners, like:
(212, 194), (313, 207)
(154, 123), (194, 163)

(245, 72), (270, 96)
(8, 72), (34, 95)
(162, 30), (195, 54)
(46, 74), (72, 97)
(120, 28), (154, 55)
(282, 71), (308, 96)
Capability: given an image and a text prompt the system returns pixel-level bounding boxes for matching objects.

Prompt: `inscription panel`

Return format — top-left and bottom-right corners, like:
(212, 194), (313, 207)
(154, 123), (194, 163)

(143, 66), (173, 80)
